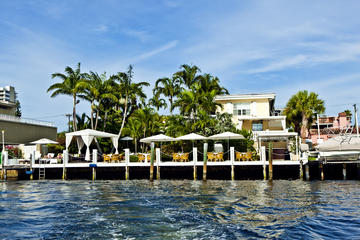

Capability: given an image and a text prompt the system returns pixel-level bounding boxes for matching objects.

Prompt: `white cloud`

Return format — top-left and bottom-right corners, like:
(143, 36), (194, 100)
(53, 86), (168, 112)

(122, 29), (150, 42)
(246, 55), (308, 74)
(93, 24), (109, 32)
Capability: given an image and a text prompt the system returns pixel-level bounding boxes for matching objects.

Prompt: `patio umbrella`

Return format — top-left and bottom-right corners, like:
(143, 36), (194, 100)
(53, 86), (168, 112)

(140, 134), (175, 143)
(176, 133), (207, 149)
(208, 132), (245, 155)
(30, 138), (58, 144)
(120, 136), (133, 148)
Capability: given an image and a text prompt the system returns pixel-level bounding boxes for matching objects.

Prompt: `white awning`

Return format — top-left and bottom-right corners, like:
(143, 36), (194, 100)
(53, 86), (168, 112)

(30, 138), (58, 144)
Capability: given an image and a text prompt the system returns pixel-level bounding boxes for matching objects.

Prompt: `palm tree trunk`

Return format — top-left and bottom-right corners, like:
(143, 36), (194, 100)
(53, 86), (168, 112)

(95, 110), (99, 130)
(73, 94), (77, 131)
(135, 138), (137, 154)
(300, 114), (309, 142)
(117, 95), (128, 139)
(170, 96), (173, 115)
(103, 111), (108, 130)
(90, 101), (94, 129)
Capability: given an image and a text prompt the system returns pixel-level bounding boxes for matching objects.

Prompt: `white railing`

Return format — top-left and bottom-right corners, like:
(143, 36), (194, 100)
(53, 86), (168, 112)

(0, 114), (55, 127)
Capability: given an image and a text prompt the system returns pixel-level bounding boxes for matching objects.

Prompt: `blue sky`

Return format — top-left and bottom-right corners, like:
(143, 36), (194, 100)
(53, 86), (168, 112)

(1, 0), (360, 131)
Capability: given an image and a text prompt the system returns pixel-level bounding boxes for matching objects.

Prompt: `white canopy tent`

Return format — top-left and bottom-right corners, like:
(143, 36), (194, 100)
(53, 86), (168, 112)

(65, 129), (119, 161)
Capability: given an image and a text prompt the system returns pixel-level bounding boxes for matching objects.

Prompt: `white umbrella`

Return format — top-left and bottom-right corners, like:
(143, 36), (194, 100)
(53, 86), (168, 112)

(140, 134), (175, 143)
(177, 133), (207, 149)
(120, 136), (133, 141)
(208, 132), (245, 155)
(30, 138), (58, 144)
(176, 133), (207, 141)
(208, 132), (245, 140)
(120, 136), (133, 148)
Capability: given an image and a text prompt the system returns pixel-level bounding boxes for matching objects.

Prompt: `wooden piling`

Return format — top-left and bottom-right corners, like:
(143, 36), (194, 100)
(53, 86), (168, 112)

(343, 163), (346, 180)
(156, 148), (160, 180)
(30, 150), (35, 180)
(319, 161), (324, 181)
(92, 149), (97, 181)
(299, 160), (304, 180)
(230, 147), (235, 180)
(62, 150), (68, 180)
(3, 151), (8, 180)
(268, 142), (273, 181)
(125, 149), (130, 180)
(261, 146), (266, 180)
(203, 143), (208, 181)
(193, 147), (197, 180)
(305, 164), (310, 181)
(150, 142), (155, 181)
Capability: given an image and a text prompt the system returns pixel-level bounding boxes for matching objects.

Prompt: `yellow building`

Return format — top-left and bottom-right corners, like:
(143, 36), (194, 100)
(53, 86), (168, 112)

(214, 93), (299, 160)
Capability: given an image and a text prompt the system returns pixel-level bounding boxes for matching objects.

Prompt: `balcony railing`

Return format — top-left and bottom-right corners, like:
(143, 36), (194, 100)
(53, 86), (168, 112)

(0, 114), (55, 127)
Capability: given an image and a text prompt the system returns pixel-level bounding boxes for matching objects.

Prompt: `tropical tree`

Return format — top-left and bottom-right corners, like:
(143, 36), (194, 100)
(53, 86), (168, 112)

(84, 71), (117, 130)
(123, 117), (142, 153)
(174, 64), (202, 89)
(111, 65), (150, 139)
(344, 109), (352, 118)
(48, 63), (87, 131)
(75, 113), (90, 130)
(284, 90), (325, 141)
(15, 100), (21, 117)
(149, 95), (167, 111)
(153, 76), (182, 113)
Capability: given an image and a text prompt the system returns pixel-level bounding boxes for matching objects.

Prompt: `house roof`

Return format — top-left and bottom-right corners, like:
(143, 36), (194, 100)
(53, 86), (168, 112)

(214, 93), (276, 101)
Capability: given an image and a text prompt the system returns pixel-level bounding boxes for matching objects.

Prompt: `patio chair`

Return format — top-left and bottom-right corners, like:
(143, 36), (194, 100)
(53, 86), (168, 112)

(180, 153), (189, 162)
(207, 152), (215, 162)
(172, 153), (181, 162)
(138, 153), (146, 162)
(215, 152), (224, 161)
(111, 154), (120, 163)
(103, 154), (111, 163)
(244, 152), (252, 161)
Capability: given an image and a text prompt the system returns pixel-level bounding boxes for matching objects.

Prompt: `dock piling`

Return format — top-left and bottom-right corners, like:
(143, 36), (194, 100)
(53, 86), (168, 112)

(268, 142), (273, 181)
(92, 149), (97, 181)
(193, 147), (197, 180)
(230, 147), (235, 180)
(30, 151), (35, 180)
(305, 164), (310, 181)
(343, 163), (346, 180)
(150, 142), (155, 181)
(125, 148), (130, 180)
(156, 148), (160, 180)
(203, 143), (208, 181)
(62, 150), (68, 180)
(299, 160), (304, 180)
(319, 161), (324, 181)
(261, 146), (266, 180)
(3, 151), (8, 180)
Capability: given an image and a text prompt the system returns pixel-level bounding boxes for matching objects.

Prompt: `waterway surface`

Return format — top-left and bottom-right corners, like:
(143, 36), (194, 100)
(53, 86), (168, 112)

(0, 180), (359, 239)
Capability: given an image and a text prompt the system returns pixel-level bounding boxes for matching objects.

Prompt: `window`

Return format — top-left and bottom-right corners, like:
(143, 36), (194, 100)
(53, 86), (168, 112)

(252, 121), (263, 131)
(233, 103), (250, 116)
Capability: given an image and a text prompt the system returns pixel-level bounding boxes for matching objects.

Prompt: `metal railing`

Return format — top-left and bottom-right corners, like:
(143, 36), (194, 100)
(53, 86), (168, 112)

(0, 114), (55, 127)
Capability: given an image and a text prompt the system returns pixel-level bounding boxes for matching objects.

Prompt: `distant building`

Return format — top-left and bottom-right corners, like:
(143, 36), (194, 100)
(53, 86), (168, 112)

(0, 85), (57, 145)
(214, 93), (298, 160)
(309, 112), (352, 145)
(0, 86), (16, 116)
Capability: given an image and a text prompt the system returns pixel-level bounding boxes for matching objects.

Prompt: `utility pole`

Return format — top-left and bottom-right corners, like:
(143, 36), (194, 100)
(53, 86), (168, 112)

(353, 104), (359, 138)
(65, 114), (71, 132)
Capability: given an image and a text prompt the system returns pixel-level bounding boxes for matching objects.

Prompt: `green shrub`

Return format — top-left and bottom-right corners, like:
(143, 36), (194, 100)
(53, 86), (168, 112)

(130, 155), (139, 162)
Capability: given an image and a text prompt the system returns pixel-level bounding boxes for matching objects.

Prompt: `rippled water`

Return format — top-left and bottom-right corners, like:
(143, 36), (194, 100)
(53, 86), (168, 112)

(0, 180), (359, 239)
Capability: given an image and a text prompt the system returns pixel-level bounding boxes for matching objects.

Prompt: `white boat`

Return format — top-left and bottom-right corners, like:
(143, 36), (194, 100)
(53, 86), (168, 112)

(317, 135), (360, 162)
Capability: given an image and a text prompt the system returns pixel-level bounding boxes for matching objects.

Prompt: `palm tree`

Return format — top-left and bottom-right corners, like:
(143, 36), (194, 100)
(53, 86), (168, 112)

(174, 90), (199, 121)
(124, 117), (142, 153)
(284, 90), (325, 141)
(111, 65), (150, 140)
(149, 95), (168, 111)
(48, 63), (87, 131)
(153, 76), (182, 114)
(174, 64), (202, 89)
(84, 72), (117, 130)
(76, 113), (90, 130)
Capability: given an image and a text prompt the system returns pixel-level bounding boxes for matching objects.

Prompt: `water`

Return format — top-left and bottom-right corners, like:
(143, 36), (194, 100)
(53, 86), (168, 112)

(0, 180), (359, 239)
